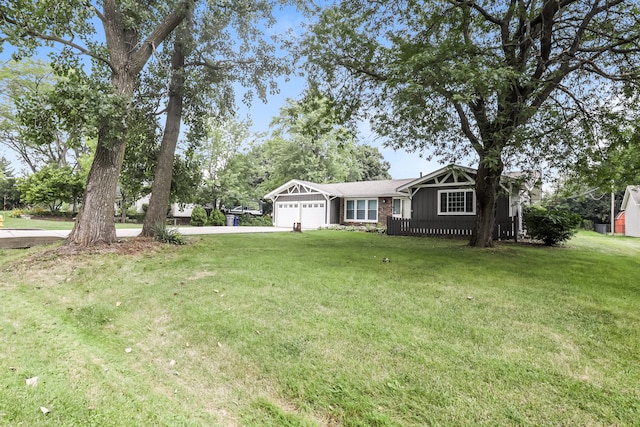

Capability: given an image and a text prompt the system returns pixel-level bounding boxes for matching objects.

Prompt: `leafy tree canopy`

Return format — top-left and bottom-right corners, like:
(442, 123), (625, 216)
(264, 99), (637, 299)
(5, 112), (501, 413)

(17, 164), (85, 212)
(302, 0), (640, 246)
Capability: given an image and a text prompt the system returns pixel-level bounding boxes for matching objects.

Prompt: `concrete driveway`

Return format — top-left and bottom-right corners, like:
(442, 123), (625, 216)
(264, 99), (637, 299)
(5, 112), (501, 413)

(0, 226), (291, 249)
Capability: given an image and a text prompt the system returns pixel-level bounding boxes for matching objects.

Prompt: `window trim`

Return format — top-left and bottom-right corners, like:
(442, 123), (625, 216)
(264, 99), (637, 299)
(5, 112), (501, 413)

(392, 198), (402, 217)
(345, 198), (378, 222)
(437, 189), (475, 215)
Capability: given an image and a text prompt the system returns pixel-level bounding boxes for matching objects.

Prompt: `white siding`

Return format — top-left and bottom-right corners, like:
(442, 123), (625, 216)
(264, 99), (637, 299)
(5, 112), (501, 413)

(625, 203), (640, 237)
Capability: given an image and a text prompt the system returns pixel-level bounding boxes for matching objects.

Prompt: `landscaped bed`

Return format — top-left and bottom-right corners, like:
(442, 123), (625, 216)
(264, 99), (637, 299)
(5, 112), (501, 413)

(0, 231), (638, 426)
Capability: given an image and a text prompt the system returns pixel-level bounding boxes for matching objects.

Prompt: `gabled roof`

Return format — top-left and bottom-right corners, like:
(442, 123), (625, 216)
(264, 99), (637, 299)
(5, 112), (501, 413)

(397, 164), (538, 192)
(264, 178), (415, 200)
(621, 185), (640, 210)
(397, 164), (477, 191)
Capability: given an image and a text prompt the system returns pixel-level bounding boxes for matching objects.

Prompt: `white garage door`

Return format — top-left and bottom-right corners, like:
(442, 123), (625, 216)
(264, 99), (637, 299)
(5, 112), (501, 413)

(275, 201), (326, 228)
(275, 202), (300, 228)
(300, 202), (326, 229)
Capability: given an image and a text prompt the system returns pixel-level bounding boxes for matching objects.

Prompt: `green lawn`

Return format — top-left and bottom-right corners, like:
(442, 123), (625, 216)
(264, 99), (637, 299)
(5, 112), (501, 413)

(0, 231), (638, 426)
(0, 211), (142, 230)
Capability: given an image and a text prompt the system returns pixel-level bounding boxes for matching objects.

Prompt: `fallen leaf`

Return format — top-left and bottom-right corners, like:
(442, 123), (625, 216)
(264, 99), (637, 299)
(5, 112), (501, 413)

(169, 359), (176, 366)
(125, 347), (132, 353)
(217, 342), (222, 348)
(185, 342), (190, 348)
(467, 296), (473, 300)
(213, 289), (219, 293)
(26, 377), (38, 387)
(116, 301), (122, 307)
(40, 407), (50, 415)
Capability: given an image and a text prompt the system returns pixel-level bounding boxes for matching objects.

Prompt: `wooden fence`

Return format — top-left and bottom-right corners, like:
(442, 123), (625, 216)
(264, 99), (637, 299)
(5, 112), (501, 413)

(387, 215), (519, 241)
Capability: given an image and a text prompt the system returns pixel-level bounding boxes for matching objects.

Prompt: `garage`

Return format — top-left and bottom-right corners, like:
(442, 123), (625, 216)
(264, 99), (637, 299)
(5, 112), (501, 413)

(274, 201), (326, 229)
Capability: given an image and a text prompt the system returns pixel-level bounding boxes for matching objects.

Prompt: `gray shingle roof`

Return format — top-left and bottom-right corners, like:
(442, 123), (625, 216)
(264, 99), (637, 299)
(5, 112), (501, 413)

(623, 185), (640, 208)
(296, 179), (415, 197)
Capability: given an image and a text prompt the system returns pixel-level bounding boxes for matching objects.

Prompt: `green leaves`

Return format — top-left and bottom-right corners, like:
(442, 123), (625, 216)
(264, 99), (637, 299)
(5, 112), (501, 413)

(17, 164), (85, 212)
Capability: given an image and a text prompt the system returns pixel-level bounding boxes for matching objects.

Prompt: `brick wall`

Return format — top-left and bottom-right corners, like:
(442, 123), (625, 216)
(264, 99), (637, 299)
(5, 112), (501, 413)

(378, 197), (393, 226)
(340, 197), (391, 227)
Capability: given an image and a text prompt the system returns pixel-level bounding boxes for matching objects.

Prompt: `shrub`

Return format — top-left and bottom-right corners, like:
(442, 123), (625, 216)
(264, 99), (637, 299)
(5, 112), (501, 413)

(190, 206), (208, 226)
(237, 214), (272, 226)
(523, 206), (582, 246)
(9, 209), (23, 218)
(153, 224), (186, 245)
(207, 208), (226, 226)
(365, 224), (387, 234)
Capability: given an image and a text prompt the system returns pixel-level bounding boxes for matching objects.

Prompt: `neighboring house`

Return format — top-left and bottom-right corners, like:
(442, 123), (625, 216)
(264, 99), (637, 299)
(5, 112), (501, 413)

(621, 186), (640, 237)
(614, 211), (625, 235)
(264, 178), (414, 229)
(120, 193), (196, 218)
(265, 164), (540, 239)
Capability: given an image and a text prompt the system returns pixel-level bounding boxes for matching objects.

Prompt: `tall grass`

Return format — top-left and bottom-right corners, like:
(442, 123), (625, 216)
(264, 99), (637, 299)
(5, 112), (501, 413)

(0, 231), (638, 426)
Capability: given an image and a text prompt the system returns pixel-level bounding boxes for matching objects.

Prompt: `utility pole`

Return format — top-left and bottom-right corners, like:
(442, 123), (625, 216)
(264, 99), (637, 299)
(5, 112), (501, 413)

(611, 191), (615, 235)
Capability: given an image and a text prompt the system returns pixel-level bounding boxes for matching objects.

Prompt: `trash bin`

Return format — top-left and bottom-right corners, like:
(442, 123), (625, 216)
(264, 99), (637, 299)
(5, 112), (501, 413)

(225, 214), (235, 226)
(233, 216), (239, 226)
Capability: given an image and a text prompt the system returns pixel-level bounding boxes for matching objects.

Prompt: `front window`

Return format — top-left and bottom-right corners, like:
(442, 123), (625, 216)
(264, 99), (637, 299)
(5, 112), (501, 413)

(438, 190), (475, 215)
(346, 199), (378, 222)
(392, 199), (402, 216)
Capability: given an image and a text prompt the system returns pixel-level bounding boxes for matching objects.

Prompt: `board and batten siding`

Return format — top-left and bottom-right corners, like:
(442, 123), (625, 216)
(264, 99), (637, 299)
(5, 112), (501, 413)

(273, 194), (326, 202)
(411, 187), (511, 222)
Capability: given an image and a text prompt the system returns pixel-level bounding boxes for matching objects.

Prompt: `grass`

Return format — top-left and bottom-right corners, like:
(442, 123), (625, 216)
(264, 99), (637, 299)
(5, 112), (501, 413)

(0, 230), (638, 426)
(0, 210), (141, 230)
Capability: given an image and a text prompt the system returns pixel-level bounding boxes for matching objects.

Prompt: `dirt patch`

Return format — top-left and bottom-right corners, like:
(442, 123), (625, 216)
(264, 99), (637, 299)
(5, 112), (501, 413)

(5, 238), (164, 274)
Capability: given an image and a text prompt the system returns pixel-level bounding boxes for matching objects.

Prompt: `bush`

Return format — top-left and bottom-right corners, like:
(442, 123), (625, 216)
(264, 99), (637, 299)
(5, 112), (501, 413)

(207, 208), (226, 226)
(237, 214), (272, 226)
(190, 206), (208, 226)
(9, 209), (23, 218)
(153, 224), (186, 245)
(523, 206), (582, 246)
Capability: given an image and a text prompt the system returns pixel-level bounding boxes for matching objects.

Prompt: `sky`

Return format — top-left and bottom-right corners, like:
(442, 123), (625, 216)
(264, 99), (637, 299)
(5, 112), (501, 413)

(0, 3), (446, 180)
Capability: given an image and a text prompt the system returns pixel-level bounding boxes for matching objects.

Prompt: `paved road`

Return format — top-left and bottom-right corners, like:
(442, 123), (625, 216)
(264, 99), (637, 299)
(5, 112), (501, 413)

(0, 226), (291, 249)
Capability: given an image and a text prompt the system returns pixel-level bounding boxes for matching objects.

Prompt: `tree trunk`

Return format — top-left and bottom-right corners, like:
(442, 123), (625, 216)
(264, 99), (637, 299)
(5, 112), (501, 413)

(141, 23), (188, 238)
(67, 71), (135, 246)
(469, 157), (504, 248)
(67, 137), (127, 245)
(120, 192), (128, 224)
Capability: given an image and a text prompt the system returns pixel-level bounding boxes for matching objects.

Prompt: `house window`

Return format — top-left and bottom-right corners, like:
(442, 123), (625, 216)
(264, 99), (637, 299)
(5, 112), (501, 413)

(346, 199), (378, 222)
(392, 199), (402, 216)
(438, 190), (475, 215)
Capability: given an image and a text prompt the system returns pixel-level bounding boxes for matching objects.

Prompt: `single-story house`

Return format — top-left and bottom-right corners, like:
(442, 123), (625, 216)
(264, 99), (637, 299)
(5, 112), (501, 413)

(621, 185), (640, 237)
(264, 178), (414, 229)
(120, 193), (196, 218)
(265, 164), (540, 237)
(394, 165), (540, 238)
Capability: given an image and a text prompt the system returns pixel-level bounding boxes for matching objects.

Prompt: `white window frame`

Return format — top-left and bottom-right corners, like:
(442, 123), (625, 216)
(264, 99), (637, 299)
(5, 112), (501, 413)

(437, 189), (475, 215)
(392, 198), (402, 217)
(345, 198), (378, 222)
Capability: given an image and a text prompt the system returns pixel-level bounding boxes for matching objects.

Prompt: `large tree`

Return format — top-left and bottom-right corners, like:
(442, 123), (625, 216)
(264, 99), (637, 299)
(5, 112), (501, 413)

(0, 156), (20, 210)
(140, 0), (288, 237)
(0, 60), (86, 172)
(304, 0), (640, 247)
(211, 95), (392, 208)
(1, 1), (193, 245)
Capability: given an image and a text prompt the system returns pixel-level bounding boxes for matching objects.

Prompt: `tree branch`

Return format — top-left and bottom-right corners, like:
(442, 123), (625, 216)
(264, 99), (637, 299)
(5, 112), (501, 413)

(0, 10), (113, 71)
(450, 0), (502, 25)
(130, 1), (194, 74)
(453, 102), (483, 153)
